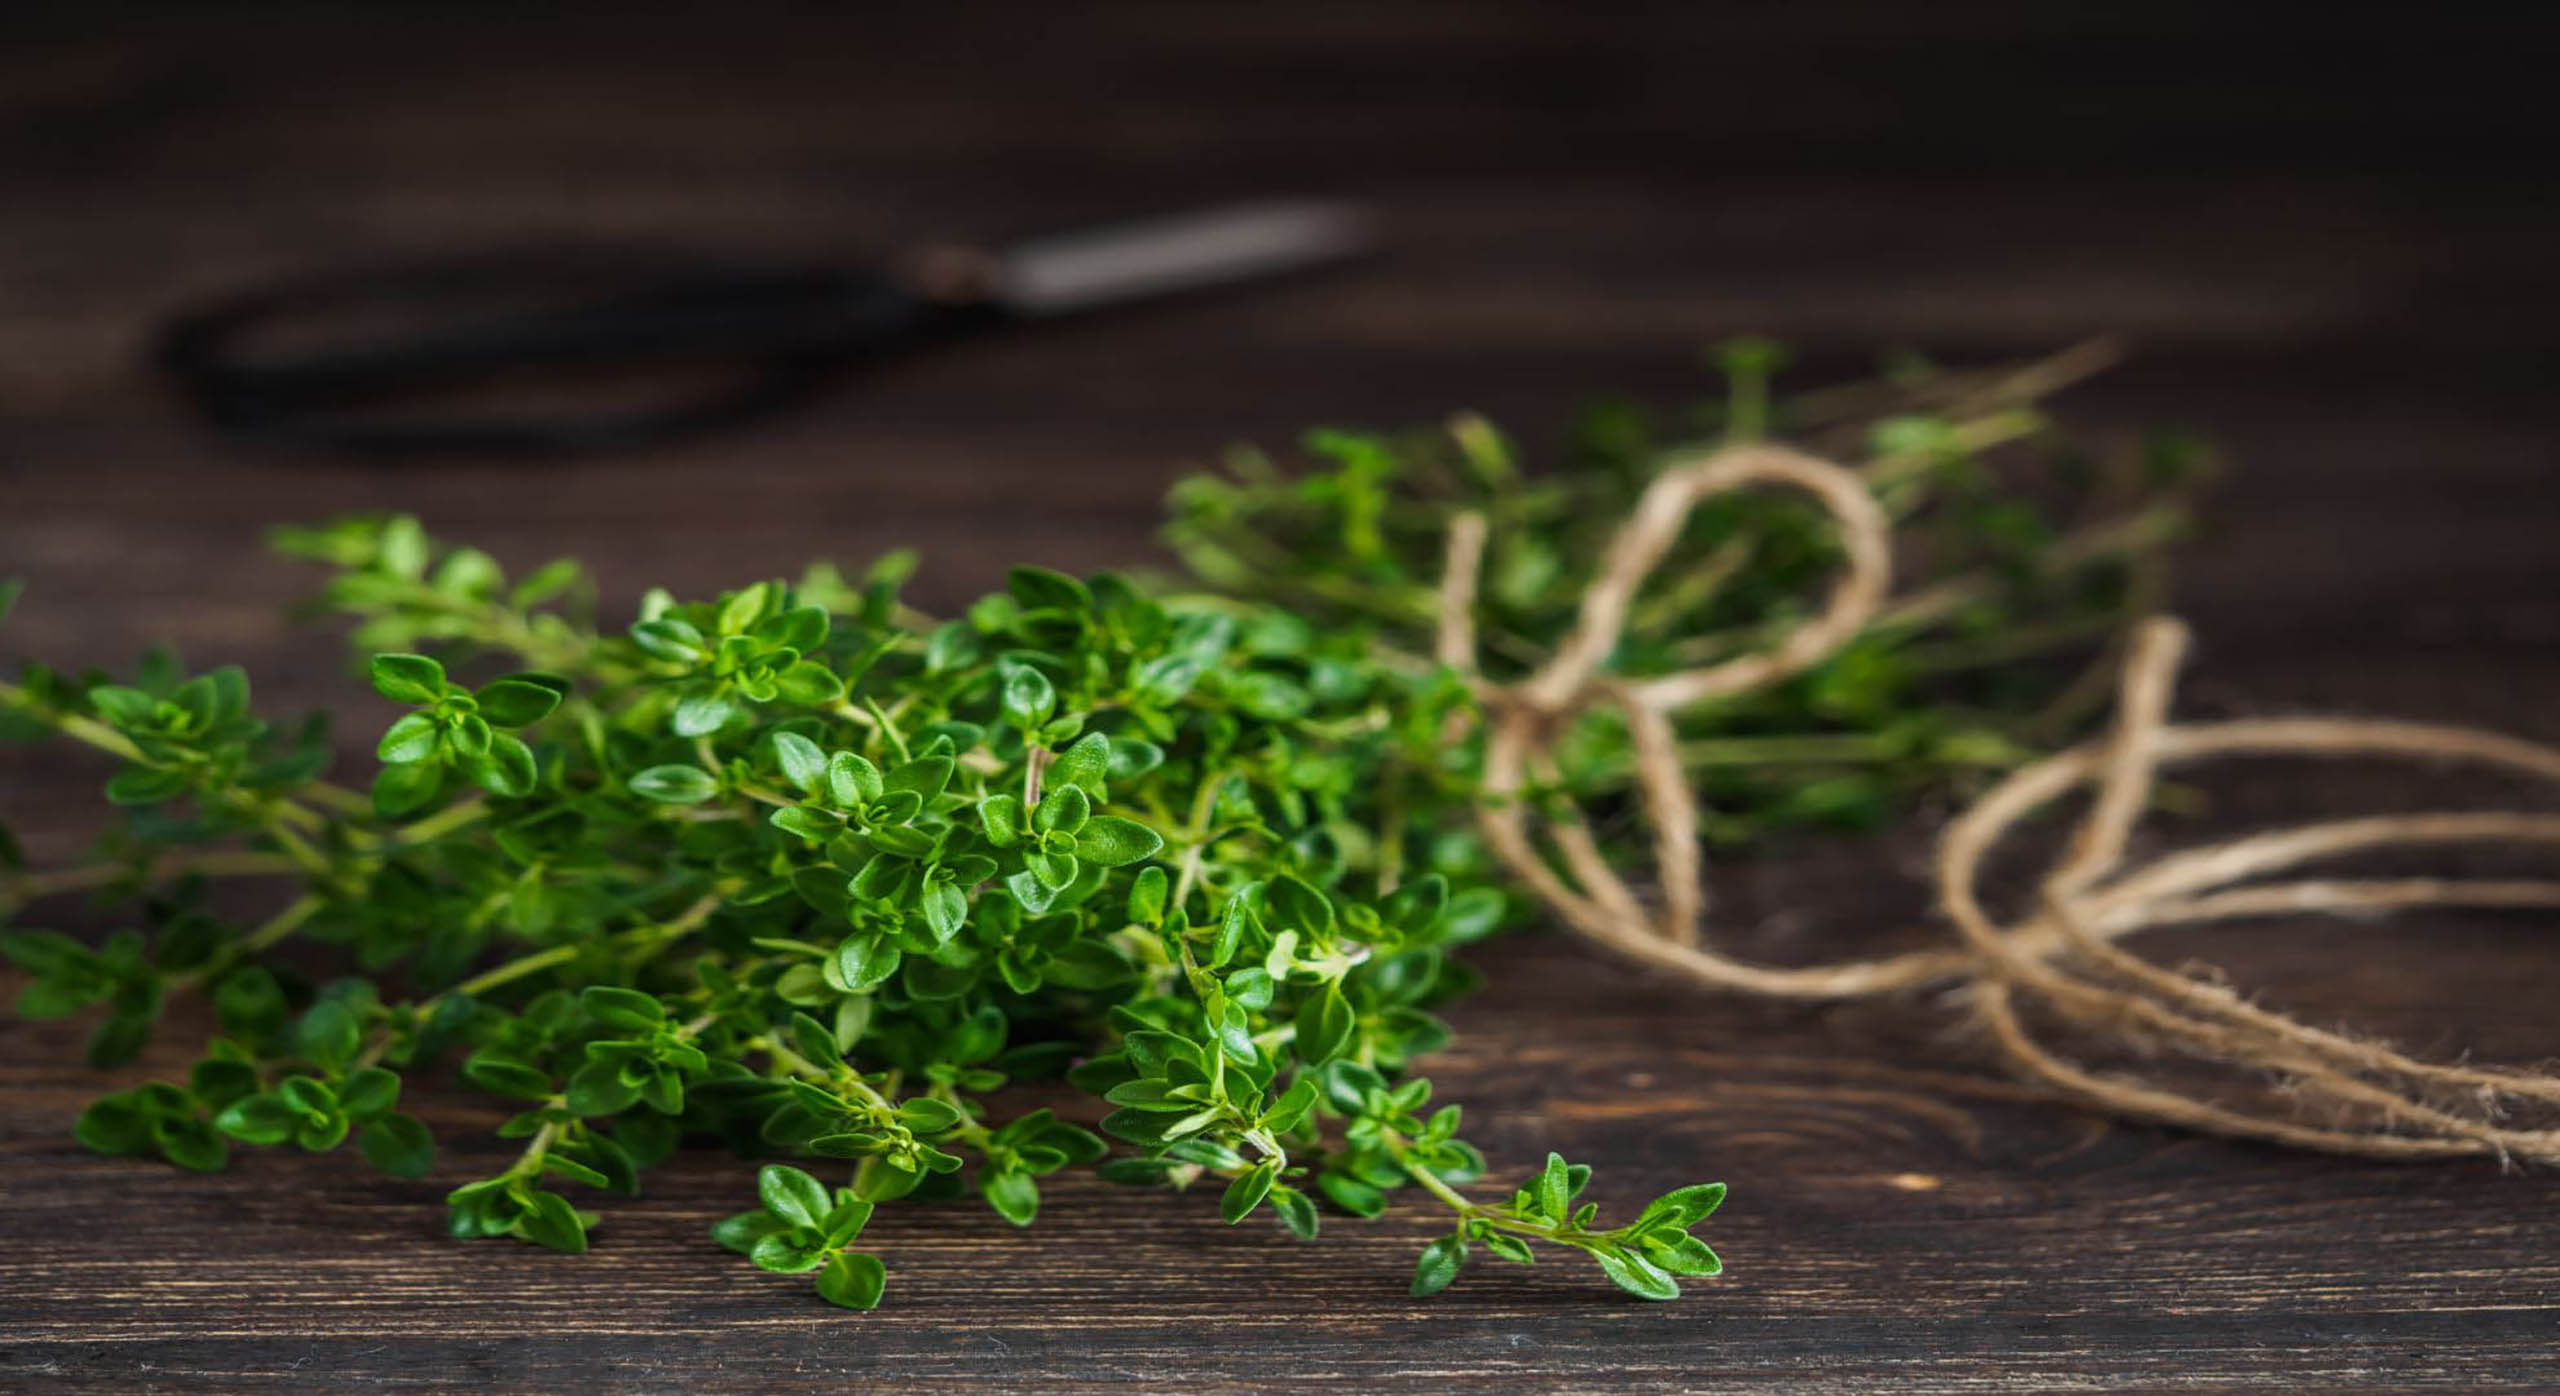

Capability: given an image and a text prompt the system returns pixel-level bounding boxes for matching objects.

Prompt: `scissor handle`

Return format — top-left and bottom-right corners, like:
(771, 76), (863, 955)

(158, 247), (992, 457)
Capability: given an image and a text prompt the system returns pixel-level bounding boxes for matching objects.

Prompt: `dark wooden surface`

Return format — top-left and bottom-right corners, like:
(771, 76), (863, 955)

(5, 5), (2560, 1390)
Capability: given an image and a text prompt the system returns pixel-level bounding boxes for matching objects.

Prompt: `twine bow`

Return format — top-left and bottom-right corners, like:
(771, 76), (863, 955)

(1440, 444), (2560, 1165)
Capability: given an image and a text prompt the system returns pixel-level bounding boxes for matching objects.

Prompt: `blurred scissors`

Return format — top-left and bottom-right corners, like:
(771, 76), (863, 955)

(158, 200), (1372, 458)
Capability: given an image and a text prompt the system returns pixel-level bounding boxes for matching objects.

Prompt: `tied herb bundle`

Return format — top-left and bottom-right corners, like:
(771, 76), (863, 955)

(0, 344), (2193, 1308)
(1166, 340), (2200, 841)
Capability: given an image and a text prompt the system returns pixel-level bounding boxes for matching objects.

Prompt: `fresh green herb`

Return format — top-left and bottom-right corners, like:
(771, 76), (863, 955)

(1165, 339), (2203, 839)
(0, 344), (2189, 1307)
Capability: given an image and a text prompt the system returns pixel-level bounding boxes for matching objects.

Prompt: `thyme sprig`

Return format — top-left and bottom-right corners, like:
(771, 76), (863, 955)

(0, 344), (2191, 1307)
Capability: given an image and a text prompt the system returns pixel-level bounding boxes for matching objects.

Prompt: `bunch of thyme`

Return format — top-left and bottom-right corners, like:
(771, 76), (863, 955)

(1166, 340), (2202, 840)
(0, 344), (2192, 1307)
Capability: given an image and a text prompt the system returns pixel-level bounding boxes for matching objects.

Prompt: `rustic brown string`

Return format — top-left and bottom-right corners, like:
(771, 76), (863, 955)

(1443, 444), (2560, 1165)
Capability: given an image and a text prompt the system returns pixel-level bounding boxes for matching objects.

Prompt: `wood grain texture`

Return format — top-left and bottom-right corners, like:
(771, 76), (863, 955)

(4, 3), (2559, 1390)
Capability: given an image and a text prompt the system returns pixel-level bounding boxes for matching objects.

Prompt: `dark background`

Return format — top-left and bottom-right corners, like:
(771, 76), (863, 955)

(4, 4), (2558, 1391)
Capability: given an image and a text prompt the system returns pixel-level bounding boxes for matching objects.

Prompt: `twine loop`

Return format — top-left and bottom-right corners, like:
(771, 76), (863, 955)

(1439, 442), (2560, 1164)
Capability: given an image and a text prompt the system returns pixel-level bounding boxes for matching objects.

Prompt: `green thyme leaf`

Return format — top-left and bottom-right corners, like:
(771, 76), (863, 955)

(1411, 1234), (1468, 1297)
(758, 1164), (830, 1230)
(629, 765), (719, 804)
(368, 653), (447, 704)
(475, 678), (562, 728)
(814, 1251), (887, 1310)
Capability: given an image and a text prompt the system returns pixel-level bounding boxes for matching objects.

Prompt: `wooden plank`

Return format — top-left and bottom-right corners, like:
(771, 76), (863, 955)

(4, 3), (2558, 1389)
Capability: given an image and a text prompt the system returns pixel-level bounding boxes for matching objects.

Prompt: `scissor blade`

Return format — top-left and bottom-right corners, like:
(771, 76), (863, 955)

(993, 200), (1372, 318)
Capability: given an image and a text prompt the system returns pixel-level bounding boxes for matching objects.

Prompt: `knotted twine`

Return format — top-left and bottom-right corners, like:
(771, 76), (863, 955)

(1439, 442), (2560, 1165)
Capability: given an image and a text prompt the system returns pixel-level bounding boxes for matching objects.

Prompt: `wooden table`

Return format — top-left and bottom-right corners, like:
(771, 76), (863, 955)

(5, 5), (2557, 1390)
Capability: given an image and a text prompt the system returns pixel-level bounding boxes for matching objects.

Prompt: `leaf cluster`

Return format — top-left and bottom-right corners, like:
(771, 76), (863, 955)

(1164, 339), (2202, 842)
(1, 346), (2192, 1309)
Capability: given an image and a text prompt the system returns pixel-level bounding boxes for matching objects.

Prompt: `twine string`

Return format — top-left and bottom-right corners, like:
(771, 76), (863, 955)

(1440, 442), (2560, 1164)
